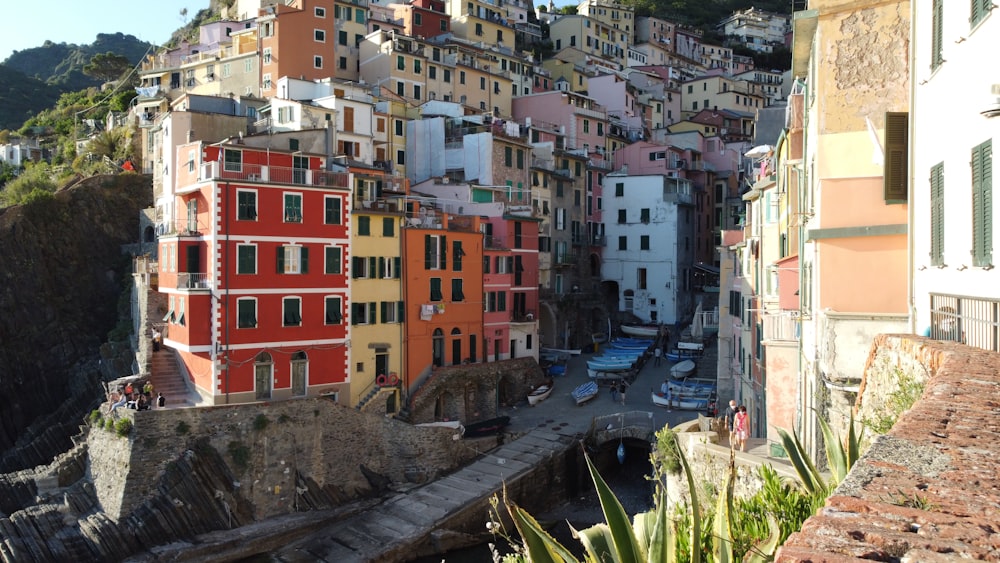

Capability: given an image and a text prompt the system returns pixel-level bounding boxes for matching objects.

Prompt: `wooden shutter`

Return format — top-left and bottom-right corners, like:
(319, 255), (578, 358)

(393, 257), (401, 278)
(930, 163), (945, 267)
(424, 235), (432, 269)
(972, 140), (993, 266)
(440, 236), (447, 266)
(931, 0), (944, 69)
(368, 257), (377, 278)
(883, 112), (909, 202)
(380, 301), (388, 323)
(368, 302), (377, 324)
(378, 257), (386, 278)
(276, 246), (285, 273)
(352, 256), (363, 278)
(301, 247), (309, 273)
(397, 301), (405, 322)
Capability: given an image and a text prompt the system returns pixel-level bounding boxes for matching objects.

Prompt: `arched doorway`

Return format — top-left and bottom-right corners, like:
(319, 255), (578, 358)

(432, 328), (444, 367)
(290, 351), (307, 396)
(143, 225), (155, 243)
(451, 327), (462, 365)
(497, 374), (516, 407)
(254, 351), (273, 400)
(434, 391), (457, 421)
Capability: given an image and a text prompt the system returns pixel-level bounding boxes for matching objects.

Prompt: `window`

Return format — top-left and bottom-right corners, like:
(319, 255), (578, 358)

(453, 240), (464, 270)
(237, 298), (257, 328)
(324, 196), (342, 224)
(351, 302), (376, 325)
(237, 244), (257, 274)
(314, 56), (323, 68)
(618, 209), (626, 224)
(444, 69), (451, 83)
(459, 71), (466, 84)
(505, 146), (513, 166)
(414, 60), (422, 74)
(315, 6), (325, 17)
(972, 0), (992, 27)
(355, 8), (365, 23)
(382, 217), (395, 237)
(358, 216), (371, 236)
(441, 19), (448, 31)
(425, 234), (446, 269)
(224, 149), (242, 172)
(325, 246), (342, 274)
(413, 84), (421, 100)
(638, 268), (647, 289)
(263, 73), (272, 90)
(483, 256), (490, 273)
(414, 12), (423, 25)
(397, 82), (405, 97)
(283, 297), (302, 326)
(475, 22), (483, 36)
(615, 182), (624, 196)
(186, 199), (198, 232)
(452, 279), (465, 301)
(325, 296), (342, 325)
(971, 139), (993, 267)
(641, 235), (650, 250)
(352, 256), (376, 278)
(883, 112), (909, 202)
(277, 245), (308, 274)
(284, 193), (302, 222)
(339, 30), (348, 45)
(619, 236), (627, 250)
(237, 190), (257, 220)
(314, 29), (325, 42)
(429, 66), (437, 80)
(381, 301), (404, 323)
(430, 278), (443, 301)
(556, 208), (566, 230)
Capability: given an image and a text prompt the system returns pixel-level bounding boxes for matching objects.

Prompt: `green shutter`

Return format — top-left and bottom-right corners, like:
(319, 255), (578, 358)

(301, 247), (309, 273)
(276, 246), (285, 273)
(425, 235), (432, 269)
(440, 236), (447, 265)
(352, 256), (363, 278)
(397, 301), (405, 322)
(972, 140), (993, 267)
(378, 257), (386, 278)
(393, 257), (401, 278)
(369, 257), (377, 278)
(369, 302), (377, 324)
(932, 0), (944, 69)
(883, 112), (909, 203)
(352, 303), (361, 325)
(380, 301), (388, 323)
(930, 163), (945, 267)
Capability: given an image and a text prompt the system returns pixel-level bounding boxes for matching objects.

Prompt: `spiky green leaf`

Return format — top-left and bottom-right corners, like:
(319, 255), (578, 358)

(713, 449), (736, 563)
(584, 452), (642, 562)
(817, 416), (847, 486)
(572, 523), (613, 562)
(745, 513), (782, 563)
(509, 504), (578, 563)
(775, 426), (824, 495)
(676, 439), (702, 563)
(846, 410), (862, 470)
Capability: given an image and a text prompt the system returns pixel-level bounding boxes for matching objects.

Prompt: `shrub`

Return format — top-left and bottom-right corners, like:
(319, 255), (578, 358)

(89, 409), (102, 425)
(104, 418), (115, 431)
(228, 441), (250, 472)
(253, 414), (270, 432)
(115, 418), (133, 437)
(176, 421), (191, 435)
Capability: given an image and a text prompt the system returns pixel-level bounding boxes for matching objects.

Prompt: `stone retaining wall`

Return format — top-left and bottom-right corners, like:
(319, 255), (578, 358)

(776, 335), (1000, 561)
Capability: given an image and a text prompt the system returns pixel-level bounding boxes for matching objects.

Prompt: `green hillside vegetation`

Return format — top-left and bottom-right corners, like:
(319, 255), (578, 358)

(0, 33), (152, 131)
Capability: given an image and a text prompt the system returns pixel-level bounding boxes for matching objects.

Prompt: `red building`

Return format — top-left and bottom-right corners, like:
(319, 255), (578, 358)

(158, 141), (352, 404)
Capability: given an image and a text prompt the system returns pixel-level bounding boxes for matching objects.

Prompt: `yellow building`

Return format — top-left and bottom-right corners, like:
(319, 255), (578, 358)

(445, 0), (516, 47)
(549, 15), (629, 68)
(680, 74), (767, 116)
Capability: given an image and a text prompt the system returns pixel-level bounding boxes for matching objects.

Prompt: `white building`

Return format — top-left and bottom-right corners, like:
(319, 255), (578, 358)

(718, 8), (790, 54)
(600, 172), (696, 325)
(910, 1), (1000, 349)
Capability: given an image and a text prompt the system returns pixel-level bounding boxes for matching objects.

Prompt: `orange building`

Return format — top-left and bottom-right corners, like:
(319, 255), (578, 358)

(402, 209), (484, 391)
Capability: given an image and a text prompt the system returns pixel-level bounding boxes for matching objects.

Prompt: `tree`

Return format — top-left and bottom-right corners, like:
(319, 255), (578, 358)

(83, 52), (131, 83)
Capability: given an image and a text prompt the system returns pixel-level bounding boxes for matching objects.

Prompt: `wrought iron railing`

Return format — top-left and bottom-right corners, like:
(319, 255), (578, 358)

(929, 293), (1000, 352)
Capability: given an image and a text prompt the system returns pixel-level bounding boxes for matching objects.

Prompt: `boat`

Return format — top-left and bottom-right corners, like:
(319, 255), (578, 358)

(621, 324), (660, 338)
(528, 382), (554, 406)
(572, 381), (599, 405)
(665, 342), (704, 362)
(587, 358), (635, 371)
(598, 348), (644, 358)
(591, 332), (608, 344)
(669, 359), (697, 379)
(662, 379), (716, 393)
(589, 369), (633, 381)
(546, 363), (567, 377)
(609, 342), (651, 351)
(652, 391), (711, 410)
(416, 420), (466, 436)
(463, 416), (511, 438)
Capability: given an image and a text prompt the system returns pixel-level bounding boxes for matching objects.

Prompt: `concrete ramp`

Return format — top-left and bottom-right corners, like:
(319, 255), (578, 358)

(274, 427), (575, 562)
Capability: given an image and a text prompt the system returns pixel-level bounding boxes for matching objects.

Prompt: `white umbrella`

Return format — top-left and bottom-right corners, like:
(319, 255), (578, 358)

(744, 144), (773, 158)
(691, 302), (704, 341)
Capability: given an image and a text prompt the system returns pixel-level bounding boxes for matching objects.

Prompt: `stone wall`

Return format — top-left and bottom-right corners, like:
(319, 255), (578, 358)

(93, 398), (480, 521)
(776, 335), (1000, 561)
(407, 357), (544, 424)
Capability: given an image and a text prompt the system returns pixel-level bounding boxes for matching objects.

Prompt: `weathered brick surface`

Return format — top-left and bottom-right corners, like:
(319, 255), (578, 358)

(776, 335), (1000, 561)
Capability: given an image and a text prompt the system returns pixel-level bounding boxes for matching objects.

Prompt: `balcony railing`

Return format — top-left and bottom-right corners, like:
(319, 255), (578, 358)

(199, 161), (350, 189)
(929, 293), (1000, 352)
(511, 310), (536, 323)
(177, 273), (211, 290)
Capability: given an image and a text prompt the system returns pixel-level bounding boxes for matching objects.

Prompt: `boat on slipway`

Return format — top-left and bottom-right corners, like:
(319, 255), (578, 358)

(651, 391), (712, 410)
(621, 324), (660, 338)
(572, 381), (599, 405)
(462, 416), (511, 438)
(669, 359), (697, 379)
(528, 382), (554, 406)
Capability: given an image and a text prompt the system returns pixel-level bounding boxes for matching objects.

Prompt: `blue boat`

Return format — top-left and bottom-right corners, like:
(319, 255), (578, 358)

(587, 358), (635, 371)
(572, 381), (599, 405)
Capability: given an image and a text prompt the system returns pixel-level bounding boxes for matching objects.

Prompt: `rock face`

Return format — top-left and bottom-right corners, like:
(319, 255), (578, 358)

(0, 174), (152, 468)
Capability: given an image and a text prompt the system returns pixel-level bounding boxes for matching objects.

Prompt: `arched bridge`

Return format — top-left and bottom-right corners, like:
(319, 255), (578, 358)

(589, 411), (657, 445)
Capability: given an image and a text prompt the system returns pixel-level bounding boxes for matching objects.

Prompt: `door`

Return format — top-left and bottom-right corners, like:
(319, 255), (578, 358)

(290, 351), (307, 396)
(292, 155), (308, 184)
(254, 355), (273, 400)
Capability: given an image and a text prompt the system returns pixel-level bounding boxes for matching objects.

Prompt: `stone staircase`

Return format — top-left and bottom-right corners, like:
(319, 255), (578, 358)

(148, 349), (198, 408)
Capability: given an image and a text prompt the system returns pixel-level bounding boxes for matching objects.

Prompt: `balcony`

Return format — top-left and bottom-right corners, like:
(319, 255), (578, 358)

(554, 252), (578, 267)
(177, 273), (212, 291)
(762, 312), (800, 342)
(198, 161), (350, 190)
(511, 310), (536, 323)
(485, 235), (507, 249)
(590, 235), (606, 247)
(930, 293), (1000, 353)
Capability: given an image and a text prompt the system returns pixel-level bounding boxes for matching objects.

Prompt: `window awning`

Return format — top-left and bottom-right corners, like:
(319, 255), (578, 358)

(694, 262), (720, 275)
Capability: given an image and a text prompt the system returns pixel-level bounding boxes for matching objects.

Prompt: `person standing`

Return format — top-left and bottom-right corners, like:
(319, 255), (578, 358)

(610, 381), (618, 402)
(618, 380), (628, 406)
(152, 328), (162, 352)
(654, 346), (663, 366)
(734, 405), (750, 452)
(724, 400), (738, 445)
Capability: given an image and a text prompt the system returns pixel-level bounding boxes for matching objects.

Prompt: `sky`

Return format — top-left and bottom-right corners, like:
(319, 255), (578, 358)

(2, 0), (211, 62)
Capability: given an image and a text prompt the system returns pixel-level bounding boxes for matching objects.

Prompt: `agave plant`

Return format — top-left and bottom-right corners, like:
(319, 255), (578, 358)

(503, 434), (782, 563)
(776, 410), (863, 497)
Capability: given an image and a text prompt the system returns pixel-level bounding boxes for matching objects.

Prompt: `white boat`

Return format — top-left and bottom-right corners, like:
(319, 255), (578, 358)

(621, 324), (660, 338)
(669, 359), (697, 379)
(652, 391), (711, 410)
(587, 358), (635, 371)
(572, 381), (599, 405)
(528, 383), (554, 406)
(589, 368), (635, 380)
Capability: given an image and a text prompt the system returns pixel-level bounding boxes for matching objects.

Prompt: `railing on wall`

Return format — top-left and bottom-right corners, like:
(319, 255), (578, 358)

(929, 293), (1000, 352)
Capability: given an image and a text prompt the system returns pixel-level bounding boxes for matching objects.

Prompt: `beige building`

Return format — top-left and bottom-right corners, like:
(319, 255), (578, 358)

(445, 0), (517, 47)
(680, 73), (767, 116)
(548, 15), (629, 68)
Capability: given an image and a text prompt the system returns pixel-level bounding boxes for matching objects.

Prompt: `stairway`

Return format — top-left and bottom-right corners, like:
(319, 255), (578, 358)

(148, 349), (197, 408)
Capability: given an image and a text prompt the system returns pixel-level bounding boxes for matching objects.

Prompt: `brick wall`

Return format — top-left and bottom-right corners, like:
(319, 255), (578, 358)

(91, 398), (480, 521)
(407, 357), (544, 424)
(776, 335), (1000, 561)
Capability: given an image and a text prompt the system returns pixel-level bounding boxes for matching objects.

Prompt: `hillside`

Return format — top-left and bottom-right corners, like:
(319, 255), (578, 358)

(0, 33), (153, 131)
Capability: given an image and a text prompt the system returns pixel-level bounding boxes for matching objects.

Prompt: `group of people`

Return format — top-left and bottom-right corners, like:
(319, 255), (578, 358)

(110, 379), (166, 413)
(724, 400), (750, 451)
(610, 379), (629, 405)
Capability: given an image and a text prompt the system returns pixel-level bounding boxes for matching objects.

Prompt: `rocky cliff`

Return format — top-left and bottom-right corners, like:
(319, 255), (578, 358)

(0, 174), (151, 469)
